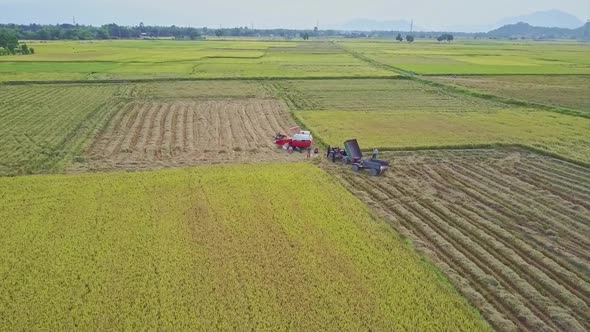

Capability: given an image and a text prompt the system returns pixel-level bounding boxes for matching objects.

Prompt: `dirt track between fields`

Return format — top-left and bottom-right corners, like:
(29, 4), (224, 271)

(85, 98), (313, 171)
(323, 148), (590, 332)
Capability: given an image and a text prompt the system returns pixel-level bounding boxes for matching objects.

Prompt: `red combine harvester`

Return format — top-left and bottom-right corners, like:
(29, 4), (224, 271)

(273, 126), (313, 152)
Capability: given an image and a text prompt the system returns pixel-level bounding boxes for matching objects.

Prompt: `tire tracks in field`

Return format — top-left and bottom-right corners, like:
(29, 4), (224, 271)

(526, 160), (590, 191)
(439, 164), (590, 276)
(413, 163), (590, 282)
(445, 201), (590, 307)
(439, 164), (590, 255)
(405, 164), (590, 300)
(462, 162), (590, 236)
(511, 164), (590, 212)
(371, 176), (563, 331)
(420, 164), (590, 283)
(393, 168), (589, 329)
(446, 165), (590, 264)
(336, 171), (525, 331)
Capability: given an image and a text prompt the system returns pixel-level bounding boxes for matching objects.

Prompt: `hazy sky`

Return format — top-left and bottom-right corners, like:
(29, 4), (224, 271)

(1, 0), (588, 29)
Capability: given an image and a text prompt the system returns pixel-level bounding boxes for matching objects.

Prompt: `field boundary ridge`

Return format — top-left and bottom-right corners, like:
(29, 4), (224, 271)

(0, 75), (404, 85)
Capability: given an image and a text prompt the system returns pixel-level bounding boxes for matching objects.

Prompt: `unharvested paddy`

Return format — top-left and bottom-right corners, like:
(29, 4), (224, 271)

(0, 84), (121, 176)
(429, 75), (590, 112)
(296, 108), (590, 164)
(273, 78), (506, 111)
(0, 163), (490, 331)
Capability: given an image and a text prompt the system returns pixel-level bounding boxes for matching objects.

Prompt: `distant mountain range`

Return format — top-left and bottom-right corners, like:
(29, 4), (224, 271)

(497, 10), (584, 30)
(334, 10), (586, 33)
(487, 21), (590, 40)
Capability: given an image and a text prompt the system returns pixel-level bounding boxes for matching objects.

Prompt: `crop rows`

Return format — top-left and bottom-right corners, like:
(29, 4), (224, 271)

(281, 79), (505, 112)
(428, 75), (590, 113)
(326, 149), (590, 331)
(0, 84), (120, 176)
(86, 98), (302, 171)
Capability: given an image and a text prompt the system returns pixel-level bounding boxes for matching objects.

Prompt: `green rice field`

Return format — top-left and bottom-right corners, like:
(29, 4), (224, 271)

(0, 40), (392, 81)
(339, 39), (590, 75)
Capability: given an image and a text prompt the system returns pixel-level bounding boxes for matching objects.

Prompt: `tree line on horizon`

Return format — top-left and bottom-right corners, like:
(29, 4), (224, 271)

(0, 22), (479, 41)
(0, 21), (587, 45)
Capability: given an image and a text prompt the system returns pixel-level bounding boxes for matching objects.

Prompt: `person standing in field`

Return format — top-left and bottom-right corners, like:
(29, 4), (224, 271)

(307, 147), (311, 160)
(372, 148), (379, 160)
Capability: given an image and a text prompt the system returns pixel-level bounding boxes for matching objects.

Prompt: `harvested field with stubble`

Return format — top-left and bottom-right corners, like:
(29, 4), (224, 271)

(85, 98), (303, 171)
(0, 81), (314, 175)
(325, 148), (590, 332)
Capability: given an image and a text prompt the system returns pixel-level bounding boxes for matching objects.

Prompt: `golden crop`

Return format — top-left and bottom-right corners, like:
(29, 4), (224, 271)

(0, 163), (490, 331)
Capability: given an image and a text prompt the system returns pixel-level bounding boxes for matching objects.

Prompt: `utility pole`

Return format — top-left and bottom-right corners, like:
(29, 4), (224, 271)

(410, 19), (413, 33)
(73, 16), (76, 25)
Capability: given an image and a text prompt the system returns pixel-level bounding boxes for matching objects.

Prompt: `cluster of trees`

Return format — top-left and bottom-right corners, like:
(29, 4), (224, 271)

(0, 29), (18, 53)
(20, 43), (34, 54)
(395, 33), (414, 42)
(395, 32), (453, 43)
(0, 29), (33, 55)
(437, 33), (454, 42)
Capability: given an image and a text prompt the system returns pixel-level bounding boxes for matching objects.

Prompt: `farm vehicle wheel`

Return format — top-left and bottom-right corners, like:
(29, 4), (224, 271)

(352, 164), (361, 172)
